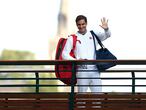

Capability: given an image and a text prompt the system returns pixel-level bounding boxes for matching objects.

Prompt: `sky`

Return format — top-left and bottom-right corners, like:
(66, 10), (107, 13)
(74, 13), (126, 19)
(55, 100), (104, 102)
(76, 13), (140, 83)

(1, 0), (146, 60)
(0, 0), (146, 92)
(0, 0), (60, 59)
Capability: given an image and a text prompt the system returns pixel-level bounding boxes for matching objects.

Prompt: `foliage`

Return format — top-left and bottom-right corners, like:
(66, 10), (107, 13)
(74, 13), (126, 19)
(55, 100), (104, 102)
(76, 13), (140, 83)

(0, 49), (58, 92)
(0, 49), (35, 60)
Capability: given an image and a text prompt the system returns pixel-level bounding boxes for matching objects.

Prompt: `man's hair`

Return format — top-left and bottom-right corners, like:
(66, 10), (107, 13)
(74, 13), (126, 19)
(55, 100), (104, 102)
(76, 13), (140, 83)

(75, 15), (87, 23)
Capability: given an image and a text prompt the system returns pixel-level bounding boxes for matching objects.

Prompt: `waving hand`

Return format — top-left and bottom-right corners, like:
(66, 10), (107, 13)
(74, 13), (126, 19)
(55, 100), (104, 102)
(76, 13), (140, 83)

(99, 17), (109, 30)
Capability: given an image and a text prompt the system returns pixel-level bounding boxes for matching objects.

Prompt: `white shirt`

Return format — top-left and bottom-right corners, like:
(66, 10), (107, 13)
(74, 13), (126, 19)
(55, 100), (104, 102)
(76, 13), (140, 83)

(62, 29), (111, 60)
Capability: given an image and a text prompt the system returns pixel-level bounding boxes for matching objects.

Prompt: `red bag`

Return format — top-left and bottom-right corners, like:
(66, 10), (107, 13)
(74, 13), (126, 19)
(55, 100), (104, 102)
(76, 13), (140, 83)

(55, 35), (77, 85)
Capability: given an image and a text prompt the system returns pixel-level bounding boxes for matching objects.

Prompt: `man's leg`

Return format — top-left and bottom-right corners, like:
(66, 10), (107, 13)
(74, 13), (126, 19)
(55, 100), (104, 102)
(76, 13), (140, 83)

(77, 72), (89, 92)
(76, 71), (89, 108)
(90, 72), (102, 92)
(90, 72), (102, 108)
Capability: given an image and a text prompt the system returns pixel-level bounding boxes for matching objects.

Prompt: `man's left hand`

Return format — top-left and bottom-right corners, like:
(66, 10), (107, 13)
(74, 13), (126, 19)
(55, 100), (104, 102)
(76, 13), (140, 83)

(99, 17), (109, 30)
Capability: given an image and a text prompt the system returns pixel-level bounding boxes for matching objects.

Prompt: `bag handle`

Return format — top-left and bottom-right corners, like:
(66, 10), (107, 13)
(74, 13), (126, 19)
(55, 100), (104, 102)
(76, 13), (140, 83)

(90, 30), (105, 49)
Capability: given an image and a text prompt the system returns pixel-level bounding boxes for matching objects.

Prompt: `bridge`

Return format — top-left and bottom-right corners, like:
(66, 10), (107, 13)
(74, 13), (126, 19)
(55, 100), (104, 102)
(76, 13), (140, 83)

(0, 60), (146, 110)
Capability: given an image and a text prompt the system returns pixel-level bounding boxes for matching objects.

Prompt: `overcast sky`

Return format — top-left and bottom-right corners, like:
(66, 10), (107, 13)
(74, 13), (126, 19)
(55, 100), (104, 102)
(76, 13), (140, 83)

(0, 0), (60, 59)
(1, 0), (146, 92)
(0, 0), (146, 60)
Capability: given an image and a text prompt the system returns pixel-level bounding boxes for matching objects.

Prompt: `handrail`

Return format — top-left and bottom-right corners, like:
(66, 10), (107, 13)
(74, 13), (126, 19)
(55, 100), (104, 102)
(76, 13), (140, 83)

(0, 60), (146, 91)
(0, 60), (146, 110)
(0, 59), (146, 65)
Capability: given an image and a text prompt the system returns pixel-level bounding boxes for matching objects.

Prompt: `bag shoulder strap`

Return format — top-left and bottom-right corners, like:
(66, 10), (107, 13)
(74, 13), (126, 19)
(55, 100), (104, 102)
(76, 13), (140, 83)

(70, 34), (77, 50)
(90, 30), (104, 49)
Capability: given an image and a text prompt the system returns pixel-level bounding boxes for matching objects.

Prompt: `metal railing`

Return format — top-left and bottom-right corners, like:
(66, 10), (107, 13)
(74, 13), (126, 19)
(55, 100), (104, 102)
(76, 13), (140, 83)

(0, 60), (146, 109)
(0, 60), (146, 93)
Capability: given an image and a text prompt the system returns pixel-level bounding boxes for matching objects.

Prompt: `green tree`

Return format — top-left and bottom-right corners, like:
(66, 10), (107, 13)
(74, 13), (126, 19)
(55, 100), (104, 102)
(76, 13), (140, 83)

(0, 49), (35, 60)
(0, 49), (58, 92)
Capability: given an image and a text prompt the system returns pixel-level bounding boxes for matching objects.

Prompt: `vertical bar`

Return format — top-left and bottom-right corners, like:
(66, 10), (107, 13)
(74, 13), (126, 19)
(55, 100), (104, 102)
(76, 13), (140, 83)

(35, 72), (39, 93)
(69, 62), (76, 110)
(131, 72), (135, 94)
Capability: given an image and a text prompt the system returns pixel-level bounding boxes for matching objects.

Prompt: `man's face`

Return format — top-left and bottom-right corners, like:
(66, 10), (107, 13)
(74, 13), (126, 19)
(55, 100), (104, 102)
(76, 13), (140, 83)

(76, 19), (87, 34)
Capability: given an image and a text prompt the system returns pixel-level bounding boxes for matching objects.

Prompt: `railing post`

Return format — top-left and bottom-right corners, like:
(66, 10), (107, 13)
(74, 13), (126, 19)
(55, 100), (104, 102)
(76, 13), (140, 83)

(131, 72), (135, 94)
(35, 72), (39, 93)
(69, 62), (76, 110)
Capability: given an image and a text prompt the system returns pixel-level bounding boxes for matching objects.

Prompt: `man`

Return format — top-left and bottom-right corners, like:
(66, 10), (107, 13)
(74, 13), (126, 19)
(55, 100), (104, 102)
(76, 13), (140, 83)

(62, 15), (111, 92)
